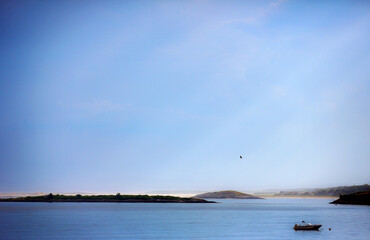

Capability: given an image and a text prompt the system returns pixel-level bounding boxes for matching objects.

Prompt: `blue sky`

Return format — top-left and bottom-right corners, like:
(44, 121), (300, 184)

(0, 0), (369, 193)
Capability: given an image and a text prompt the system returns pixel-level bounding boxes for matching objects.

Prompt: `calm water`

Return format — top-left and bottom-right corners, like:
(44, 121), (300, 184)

(0, 198), (369, 240)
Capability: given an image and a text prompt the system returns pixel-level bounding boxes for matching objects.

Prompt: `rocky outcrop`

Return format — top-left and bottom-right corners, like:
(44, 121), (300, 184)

(330, 191), (370, 205)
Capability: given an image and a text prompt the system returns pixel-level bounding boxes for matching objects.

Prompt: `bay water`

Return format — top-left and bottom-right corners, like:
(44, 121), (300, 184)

(0, 198), (369, 239)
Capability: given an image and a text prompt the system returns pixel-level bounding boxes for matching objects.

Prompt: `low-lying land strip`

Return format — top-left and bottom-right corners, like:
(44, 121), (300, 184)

(0, 193), (215, 203)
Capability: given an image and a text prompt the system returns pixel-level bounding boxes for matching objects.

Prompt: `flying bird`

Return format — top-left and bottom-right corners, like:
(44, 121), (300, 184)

(240, 155), (243, 159)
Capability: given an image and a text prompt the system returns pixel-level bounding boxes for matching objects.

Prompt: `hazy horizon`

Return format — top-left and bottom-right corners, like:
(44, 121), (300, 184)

(1, 0), (369, 193)
(1, 183), (368, 198)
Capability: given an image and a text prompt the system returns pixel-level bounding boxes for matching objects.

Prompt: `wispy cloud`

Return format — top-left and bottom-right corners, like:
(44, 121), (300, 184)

(224, 0), (285, 25)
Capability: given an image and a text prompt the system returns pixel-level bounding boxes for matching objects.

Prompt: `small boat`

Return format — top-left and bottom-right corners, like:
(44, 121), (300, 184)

(293, 223), (322, 230)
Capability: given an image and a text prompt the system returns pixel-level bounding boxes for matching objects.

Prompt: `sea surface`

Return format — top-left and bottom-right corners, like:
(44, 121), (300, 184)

(0, 198), (369, 240)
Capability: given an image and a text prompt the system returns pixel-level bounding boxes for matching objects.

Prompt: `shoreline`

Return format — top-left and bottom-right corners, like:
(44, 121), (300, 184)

(261, 196), (335, 199)
(0, 199), (216, 203)
(0, 194), (216, 204)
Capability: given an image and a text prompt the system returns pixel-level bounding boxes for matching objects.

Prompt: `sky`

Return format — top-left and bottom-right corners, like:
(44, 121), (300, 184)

(0, 0), (369, 193)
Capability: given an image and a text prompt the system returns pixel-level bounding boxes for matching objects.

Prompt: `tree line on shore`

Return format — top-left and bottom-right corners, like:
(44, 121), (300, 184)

(1, 193), (192, 202)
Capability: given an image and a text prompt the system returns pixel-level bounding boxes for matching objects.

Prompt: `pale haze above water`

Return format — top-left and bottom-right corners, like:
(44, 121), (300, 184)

(0, 0), (369, 193)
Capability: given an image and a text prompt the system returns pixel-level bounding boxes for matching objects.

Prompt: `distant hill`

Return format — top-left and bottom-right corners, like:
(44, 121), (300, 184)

(194, 191), (263, 199)
(330, 191), (370, 205)
(273, 184), (370, 197)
